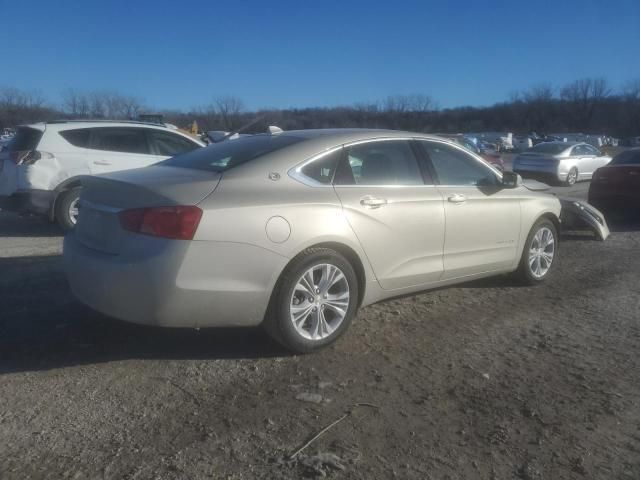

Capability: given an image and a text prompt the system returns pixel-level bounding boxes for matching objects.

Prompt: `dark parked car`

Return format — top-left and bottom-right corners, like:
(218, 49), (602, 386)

(589, 148), (640, 215)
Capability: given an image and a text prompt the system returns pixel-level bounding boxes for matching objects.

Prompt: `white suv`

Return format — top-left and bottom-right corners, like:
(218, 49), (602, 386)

(0, 121), (204, 229)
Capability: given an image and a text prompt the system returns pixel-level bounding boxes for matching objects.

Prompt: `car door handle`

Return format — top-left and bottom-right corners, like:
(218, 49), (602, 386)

(447, 194), (467, 204)
(93, 160), (112, 165)
(360, 196), (387, 208)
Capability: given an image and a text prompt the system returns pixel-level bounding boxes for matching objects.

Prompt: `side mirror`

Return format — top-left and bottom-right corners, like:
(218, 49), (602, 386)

(502, 171), (522, 188)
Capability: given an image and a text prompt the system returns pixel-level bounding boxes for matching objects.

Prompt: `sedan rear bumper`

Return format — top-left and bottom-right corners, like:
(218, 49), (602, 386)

(63, 233), (289, 328)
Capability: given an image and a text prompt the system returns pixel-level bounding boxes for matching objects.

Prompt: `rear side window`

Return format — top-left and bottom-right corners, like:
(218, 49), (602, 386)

(7, 127), (43, 151)
(89, 128), (151, 154)
(150, 131), (200, 156)
(334, 140), (424, 186)
(159, 135), (304, 172)
(60, 128), (91, 148)
(300, 148), (342, 184)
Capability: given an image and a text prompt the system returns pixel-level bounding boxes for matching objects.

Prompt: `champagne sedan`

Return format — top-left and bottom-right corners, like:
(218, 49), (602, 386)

(64, 129), (561, 352)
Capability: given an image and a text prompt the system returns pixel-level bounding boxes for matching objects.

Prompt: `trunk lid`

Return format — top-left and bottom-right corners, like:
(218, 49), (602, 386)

(75, 166), (221, 254)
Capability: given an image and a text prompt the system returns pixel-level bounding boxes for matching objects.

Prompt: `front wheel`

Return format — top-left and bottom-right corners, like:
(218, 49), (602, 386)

(54, 187), (82, 231)
(516, 219), (558, 285)
(264, 248), (359, 353)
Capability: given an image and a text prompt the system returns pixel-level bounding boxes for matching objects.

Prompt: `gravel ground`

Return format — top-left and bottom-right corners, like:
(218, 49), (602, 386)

(1, 182), (639, 479)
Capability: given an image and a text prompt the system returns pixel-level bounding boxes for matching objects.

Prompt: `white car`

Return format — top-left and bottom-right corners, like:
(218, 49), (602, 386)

(0, 121), (204, 229)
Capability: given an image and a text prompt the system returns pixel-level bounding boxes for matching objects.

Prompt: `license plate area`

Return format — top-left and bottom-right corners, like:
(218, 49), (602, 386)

(76, 203), (122, 254)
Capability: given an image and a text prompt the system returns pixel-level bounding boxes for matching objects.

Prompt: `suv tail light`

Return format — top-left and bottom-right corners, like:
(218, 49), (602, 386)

(119, 206), (203, 240)
(10, 150), (54, 165)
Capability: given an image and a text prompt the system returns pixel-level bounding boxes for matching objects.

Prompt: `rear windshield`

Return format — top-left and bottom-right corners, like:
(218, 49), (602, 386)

(7, 127), (43, 151)
(528, 143), (569, 155)
(611, 150), (640, 165)
(158, 134), (303, 172)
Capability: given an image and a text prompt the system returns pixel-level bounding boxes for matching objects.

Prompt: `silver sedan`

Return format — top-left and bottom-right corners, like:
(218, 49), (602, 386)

(64, 129), (561, 352)
(513, 141), (611, 186)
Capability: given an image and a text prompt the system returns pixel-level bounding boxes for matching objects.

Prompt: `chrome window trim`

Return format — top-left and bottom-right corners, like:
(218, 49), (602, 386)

(288, 136), (504, 189)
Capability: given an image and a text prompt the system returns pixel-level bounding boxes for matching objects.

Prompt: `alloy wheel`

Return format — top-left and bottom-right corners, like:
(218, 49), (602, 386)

(289, 263), (350, 341)
(68, 197), (80, 225)
(528, 226), (555, 279)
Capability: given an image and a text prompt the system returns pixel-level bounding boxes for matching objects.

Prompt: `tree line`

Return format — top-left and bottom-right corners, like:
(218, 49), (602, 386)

(1, 77), (639, 139)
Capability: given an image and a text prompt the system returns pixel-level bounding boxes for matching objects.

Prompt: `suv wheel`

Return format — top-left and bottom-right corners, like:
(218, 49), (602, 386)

(265, 248), (359, 353)
(55, 187), (82, 231)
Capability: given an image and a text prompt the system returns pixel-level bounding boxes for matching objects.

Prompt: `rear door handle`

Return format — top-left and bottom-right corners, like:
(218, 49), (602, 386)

(447, 194), (467, 204)
(360, 195), (388, 208)
(93, 160), (112, 166)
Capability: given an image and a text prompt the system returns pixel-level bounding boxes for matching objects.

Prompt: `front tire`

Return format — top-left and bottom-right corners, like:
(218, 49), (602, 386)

(516, 219), (558, 285)
(54, 187), (82, 231)
(264, 248), (359, 353)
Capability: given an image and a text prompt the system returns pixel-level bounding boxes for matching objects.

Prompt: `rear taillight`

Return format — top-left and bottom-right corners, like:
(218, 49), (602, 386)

(10, 150), (53, 165)
(119, 206), (203, 240)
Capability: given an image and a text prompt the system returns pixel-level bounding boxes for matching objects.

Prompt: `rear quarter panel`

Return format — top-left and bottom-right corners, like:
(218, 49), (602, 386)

(195, 165), (379, 306)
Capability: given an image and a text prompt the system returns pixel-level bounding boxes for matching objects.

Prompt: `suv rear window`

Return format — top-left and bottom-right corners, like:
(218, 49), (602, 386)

(159, 135), (303, 172)
(7, 127), (43, 151)
(60, 128), (91, 148)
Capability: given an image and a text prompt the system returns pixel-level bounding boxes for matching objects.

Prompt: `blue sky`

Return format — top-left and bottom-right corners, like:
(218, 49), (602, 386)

(1, 0), (639, 110)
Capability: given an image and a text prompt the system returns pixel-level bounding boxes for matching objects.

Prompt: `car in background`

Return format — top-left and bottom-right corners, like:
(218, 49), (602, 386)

(64, 129), (561, 353)
(588, 148), (640, 215)
(437, 134), (504, 170)
(0, 120), (204, 229)
(512, 141), (611, 186)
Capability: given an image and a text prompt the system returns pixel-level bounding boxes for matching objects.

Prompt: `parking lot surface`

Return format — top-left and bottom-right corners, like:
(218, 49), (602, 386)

(1, 182), (639, 479)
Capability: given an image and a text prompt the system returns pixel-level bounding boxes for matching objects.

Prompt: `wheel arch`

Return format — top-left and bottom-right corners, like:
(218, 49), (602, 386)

(269, 241), (368, 312)
(48, 176), (84, 221)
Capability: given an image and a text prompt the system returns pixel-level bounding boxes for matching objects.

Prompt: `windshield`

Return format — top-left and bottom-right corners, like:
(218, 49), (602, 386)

(528, 143), (570, 155)
(158, 134), (304, 172)
(611, 150), (640, 165)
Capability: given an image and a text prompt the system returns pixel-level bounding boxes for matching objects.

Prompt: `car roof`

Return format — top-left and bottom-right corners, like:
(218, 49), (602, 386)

(260, 128), (452, 144)
(20, 120), (175, 131)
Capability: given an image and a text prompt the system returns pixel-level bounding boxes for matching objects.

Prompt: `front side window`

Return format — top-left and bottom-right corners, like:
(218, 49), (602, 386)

(420, 141), (499, 186)
(150, 131), (200, 156)
(334, 140), (424, 186)
(90, 128), (150, 154)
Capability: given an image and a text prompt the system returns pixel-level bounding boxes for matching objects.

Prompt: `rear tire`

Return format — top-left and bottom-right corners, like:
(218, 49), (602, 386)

(516, 218), (558, 285)
(264, 248), (359, 353)
(54, 187), (82, 231)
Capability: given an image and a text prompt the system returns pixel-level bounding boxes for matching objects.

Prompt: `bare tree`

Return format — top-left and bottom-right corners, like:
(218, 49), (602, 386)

(560, 78), (611, 130)
(213, 96), (245, 130)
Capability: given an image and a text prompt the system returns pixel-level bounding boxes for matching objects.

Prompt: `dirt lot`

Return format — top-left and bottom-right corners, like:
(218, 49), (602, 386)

(1, 183), (639, 479)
